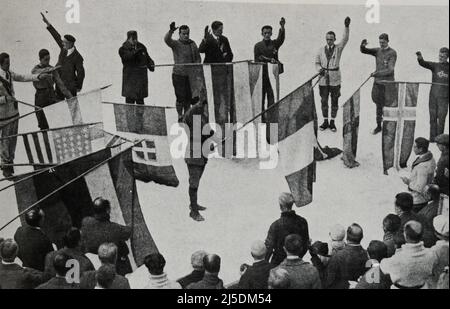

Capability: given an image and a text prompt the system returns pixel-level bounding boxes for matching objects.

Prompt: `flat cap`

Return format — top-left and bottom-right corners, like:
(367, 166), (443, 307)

(433, 215), (449, 238)
(64, 34), (76, 43)
(435, 134), (449, 147)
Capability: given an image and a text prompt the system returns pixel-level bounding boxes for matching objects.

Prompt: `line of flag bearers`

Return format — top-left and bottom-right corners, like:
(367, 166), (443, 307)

(0, 10), (448, 289)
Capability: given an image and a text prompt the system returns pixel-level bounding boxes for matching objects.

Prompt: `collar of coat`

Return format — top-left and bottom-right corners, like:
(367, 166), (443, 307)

(412, 151), (433, 169)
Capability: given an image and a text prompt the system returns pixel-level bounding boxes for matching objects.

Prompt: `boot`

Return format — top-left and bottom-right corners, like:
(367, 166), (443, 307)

(319, 119), (329, 131)
(189, 210), (205, 222)
(329, 120), (337, 132)
(372, 124), (382, 135)
(190, 204), (207, 212)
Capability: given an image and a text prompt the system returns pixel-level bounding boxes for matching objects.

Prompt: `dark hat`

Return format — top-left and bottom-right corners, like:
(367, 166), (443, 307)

(440, 47), (449, 56)
(379, 33), (389, 41)
(415, 137), (430, 150)
(64, 34), (76, 43)
(39, 49), (50, 60)
(435, 134), (449, 147)
(127, 30), (138, 39)
(311, 241), (329, 257)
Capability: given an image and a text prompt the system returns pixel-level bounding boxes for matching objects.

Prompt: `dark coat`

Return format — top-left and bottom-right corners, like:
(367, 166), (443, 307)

(199, 35), (233, 64)
(80, 269), (131, 289)
(276, 258), (322, 289)
(119, 41), (155, 99)
(325, 244), (369, 289)
(238, 260), (273, 289)
(265, 211), (310, 266)
(46, 25), (85, 95)
(354, 264), (392, 289)
(177, 270), (205, 289)
(36, 276), (80, 289)
(44, 247), (94, 278)
(186, 273), (224, 289)
(0, 263), (45, 289)
(400, 211), (436, 248)
(14, 226), (54, 272)
(435, 149), (449, 195)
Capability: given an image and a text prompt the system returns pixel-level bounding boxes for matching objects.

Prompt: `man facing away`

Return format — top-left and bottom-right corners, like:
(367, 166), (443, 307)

(32, 49), (73, 130)
(187, 254), (224, 289)
(0, 53), (50, 178)
(254, 18), (285, 122)
(177, 250), (207, 288)
(316, 17), (350, 133)
(360, 33), (397, 135)
(41, 13), (85, 100)
(119, 30), (155, 105)
(238, 240), (274, 289)
(416, 48), (449, 142)
(433, 133), (449, 195)
(165, 22), (202, 122)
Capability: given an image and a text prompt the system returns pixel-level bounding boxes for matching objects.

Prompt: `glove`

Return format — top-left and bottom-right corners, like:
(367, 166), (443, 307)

(319, 68), (326, 76)
(416, 51), (423, 58)
(345, 16), (351, 27)
(170, 22), (178, 32)
(361, 39), (368, 46)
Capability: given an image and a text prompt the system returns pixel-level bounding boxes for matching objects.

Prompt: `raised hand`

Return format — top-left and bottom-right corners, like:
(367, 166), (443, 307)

(204, 26), (211, 39)
(416, 51), (423, 59)
(280, 17), (286, 28)
(170, 22), (178, 32)
(345, 16), (351, 27)
(41, 12), (50, 26)
(361, 39), (368, 46)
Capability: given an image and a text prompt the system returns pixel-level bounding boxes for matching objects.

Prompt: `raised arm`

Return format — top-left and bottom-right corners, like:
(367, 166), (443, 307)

(416, 52), (434, 70)
(338, 17), (351, 49)
(360, 39), (378, 56)
(41, 13), (64, 49)
(274, 17), (286, 49)
(164, 22), (178, 49)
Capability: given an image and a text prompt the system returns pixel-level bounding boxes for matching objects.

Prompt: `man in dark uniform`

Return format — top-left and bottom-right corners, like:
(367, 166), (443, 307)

(434, 134), (449, 195)
(32, 49), (73, 130)
(360, 33), (397, 135)
(199, 21), (233, 64)
(80, 198), (132, 275)
(41, 13), (85, 100)
(254, 18), (285, 123)
(119, 31), (155, 105)
(416, 48), (449, 142)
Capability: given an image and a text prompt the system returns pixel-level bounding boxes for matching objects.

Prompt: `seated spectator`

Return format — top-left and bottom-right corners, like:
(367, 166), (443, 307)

(355, 240), (392, 289)
(14, 208), (54, 271)
(268, 268), (290, 289)
(80, 243), (130, 289)
(265, 192), (309, 266)
(382, 214), (401, 257)
(273, 234), (321, 289)
(429, 215), (449, 287)
(238, 240), (273, 289)
(325, 223), (369, 289)
(187, 254), (224, 289)
(418, 185), (440, 226)
(0, 239), (45, 289)
(44, 228), (94, 278)
(380, 221), (437, 289)
(95, 264), (116, 289)
(177, 250), (207, 289)
(144, 253), (181, 289)
(309, 241), (330, 287)
(395, 192), (435, 248)
(36, 252), (80, 289)
(329, 224), (346, 254)
(81, 198), (132, 275)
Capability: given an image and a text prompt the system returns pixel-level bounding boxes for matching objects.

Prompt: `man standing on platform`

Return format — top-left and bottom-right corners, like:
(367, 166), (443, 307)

(165, 22), (202, 122)
(0, 53), (50, 178)
(41, 13), (85, 100)
(199, 21), (233, 64)
(32, 49), (73, 130)
(254, 17), (285, 122)
(360, 33), (397, 135)
(416, 48), (449, 142)
(316, 17), (350, 133)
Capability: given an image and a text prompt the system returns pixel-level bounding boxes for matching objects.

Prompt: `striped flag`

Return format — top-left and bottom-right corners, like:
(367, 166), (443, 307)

(22, 88), (103, 132)
(0, 147), (157, 268)
(273, 80), (317, 207)
(102, 102), (179, 187)
(2, 123), (122, 167)
(382, 82), (419, 173)
(342, 89), (361, 168)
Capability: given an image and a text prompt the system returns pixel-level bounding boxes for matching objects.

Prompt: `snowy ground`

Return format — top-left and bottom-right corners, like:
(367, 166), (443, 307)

(1, 0), (448, 286)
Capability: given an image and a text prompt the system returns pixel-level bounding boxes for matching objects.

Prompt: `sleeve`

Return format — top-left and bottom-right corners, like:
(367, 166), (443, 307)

(254, 43), (264, 62)
(118, 224), (132, 242)
(274, 27), (285, 49)
(338, 26), (350, 50)
(119, 46), (138, 62)
(24, 268), (47, 289)
(11, 71), (39, 82)
(312, 268), (322, 289)
(224, 38), (234, 62)
(75, 56), (85, 90)
(418, 58), (434, 71)
(264, 223), (276, 261)
(408, 165), (430, 194)
(31, 66), (45, 75)
(164, 30), (176, 48)
(146, 49), (155, 71)
(46, 25), (64, 49)
(325, 255), (339, 288)
(237, 272), (250, 289)
(192, 43), (202, 64)
(315, 49), (323, 72)
(360, 45), (378, 57)
(54, 71), (73, 98)
(198, 38), (208, 54)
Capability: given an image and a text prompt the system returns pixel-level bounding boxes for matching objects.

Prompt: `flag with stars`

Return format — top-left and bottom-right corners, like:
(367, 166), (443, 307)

(102, 102), (179, 187)
(2, 123), (124, 168)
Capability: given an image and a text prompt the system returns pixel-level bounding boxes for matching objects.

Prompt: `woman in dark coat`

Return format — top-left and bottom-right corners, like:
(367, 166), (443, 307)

(119, 31), (155, 105)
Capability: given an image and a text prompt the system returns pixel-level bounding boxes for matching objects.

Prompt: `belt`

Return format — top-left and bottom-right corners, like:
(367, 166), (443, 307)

(394, 283), (424, 289)
(325, 67), (340, 71)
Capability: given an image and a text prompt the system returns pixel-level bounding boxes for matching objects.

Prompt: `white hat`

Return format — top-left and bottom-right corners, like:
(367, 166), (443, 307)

(433, 215), (449, 238)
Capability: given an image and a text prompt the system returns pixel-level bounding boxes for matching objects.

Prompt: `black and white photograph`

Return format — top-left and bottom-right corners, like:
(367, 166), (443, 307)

(0, 0), (448, 295)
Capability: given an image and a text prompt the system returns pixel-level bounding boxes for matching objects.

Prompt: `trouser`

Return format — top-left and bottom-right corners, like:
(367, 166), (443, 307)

(172, 74), (193, 120)
(262, 75), (275, 124)
(0, 118), (19, 170)
(56, 87), (77, 102)
(35, 88), (57, 130)
(372, 82), (386, 126)
(319, 85), (341, 119)
(429, 94), (449, 142)
(125, 97), (145, 133)
(187, 163), (206, 208)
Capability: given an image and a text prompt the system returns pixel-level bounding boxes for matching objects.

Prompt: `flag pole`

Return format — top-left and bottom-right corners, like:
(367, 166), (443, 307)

(17, 100), (42, 110)
(0, 140), (143, 233)
(339, 75), (373, 108)
(153, 60), (252, 68)
(378, 80), (448, 87)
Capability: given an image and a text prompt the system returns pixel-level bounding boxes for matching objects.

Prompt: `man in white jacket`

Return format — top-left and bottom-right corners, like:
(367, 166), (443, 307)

(401, 137), (437, 211)
(315, 17), (350, 132)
